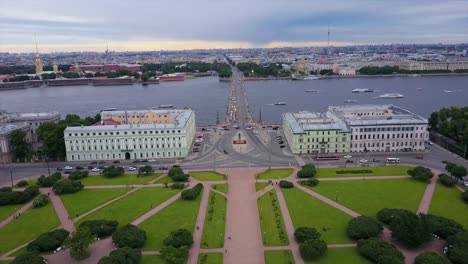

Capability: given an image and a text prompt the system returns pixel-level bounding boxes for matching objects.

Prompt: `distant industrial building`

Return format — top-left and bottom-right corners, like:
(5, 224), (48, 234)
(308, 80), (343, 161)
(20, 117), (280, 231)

(399, 61), (468, 72)
(8, 112), (61, 144)
(64, 109), (196, 161)
(69, 64), (141, 73)
(0, 123), (32, 164)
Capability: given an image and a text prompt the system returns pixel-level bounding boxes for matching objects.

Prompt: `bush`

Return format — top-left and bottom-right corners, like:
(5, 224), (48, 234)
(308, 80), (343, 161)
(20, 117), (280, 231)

(294, 227), (321, 243)
(53, 179), (84, 194)
(98, 247), (141, 264)
(438, 173), (457, 187)
(170, 183), (186, 189)
(335, 170), (373, 174)
(112, 224), (147, 248)
(357, 238), (404, 264)
(37, 172), (62, 187)
(15, 180), (29, 187)
(26, 229), (69, 253)
(163, 229), (193, 248)
(0, 187), (12, 192)
(67, 227), (94, 260)
(168, 167), (184, 178)
(138, 165), (154, 176)
(102, 166), (124, 178)
(181, 183), (203, 200)
(172, 174), (189, 182)
(408, 166), (434, 182)
(297, 164), (316, 178)
(463, 191), (468, 204)
(161, 245), (189, 264)
(32, 194), (49, 208)
(79, 220), (118, 238)
(445, 162), (457, 173)
(68, 171), (89, 180)
(347, 216), (383, 240)
(421, 214), (465, 239)
(446, 231), (468, 264)
(0, 186), (39, 206)
(299, 239), (327, 260)
(11, 252), (47, 264)
(279, 180), (293, 188)
(415, 252), (452, 264)
(376, 208), (411, 225)
(299, 178), (319, 187)
(446, 163), (467, 179)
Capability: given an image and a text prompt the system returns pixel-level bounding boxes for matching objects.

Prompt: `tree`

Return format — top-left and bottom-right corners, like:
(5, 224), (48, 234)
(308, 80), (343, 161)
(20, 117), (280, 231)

(438, 173), (457, 187)
(294, 227), (321, 243)
(11, 253), (47, 264)
(67, 227), (94, 260)
(37, 172), (62, 187)
(32, 194), (49, 208)
(26, 229), (69, 253)
(138, 165), (154, 176)
(11, 129), (31, 162)
(102, 166), (125, 178)
(451, 165), (467, 179)
(68, 171), (89, 180)
(446, 231), (468, 264)
(357, 238), (404, 264)
(98, 247), (141, 264)
(415, 252), (451, 264)
(168, 167), (184, 178)
(0, 186), (39, 206)
(78, 220), (118, 238)
(421, 214), (465, 239)
(112, 224), (146, 248)
(297, 164), (316, 178)
(279, 180), (294, 188)
(161, 245), (189, 264)
(463, 191), (468, 204)
(163, 229), (193, 248)
(408, 166), (434, 183)
(181, 183), (203, 200)
(299, 239), (327, 260)
(53, 179), (83, 194)
(347, 216), (383, 240)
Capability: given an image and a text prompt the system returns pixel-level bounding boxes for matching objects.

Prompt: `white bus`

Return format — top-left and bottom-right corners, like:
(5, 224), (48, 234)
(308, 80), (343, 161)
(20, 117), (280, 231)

(386, 157), (400, 164)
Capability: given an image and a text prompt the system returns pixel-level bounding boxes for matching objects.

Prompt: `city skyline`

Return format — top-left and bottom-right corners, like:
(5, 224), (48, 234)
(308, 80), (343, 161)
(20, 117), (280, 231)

(1, 0), (468, 53)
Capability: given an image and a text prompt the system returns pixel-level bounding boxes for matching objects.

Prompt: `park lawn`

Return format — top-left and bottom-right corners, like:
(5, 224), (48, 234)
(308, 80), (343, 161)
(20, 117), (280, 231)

(77, 187), (179, 227)
(201, 192), (227, 248)
(140, 191), (202, 251)
(258, 190), (289, 246)
(0, 202), (60, 254)
(311, 247), (371, 264)
(212, 184), (228, 193)
(0, 204), (22, 222)
(141, 255), (166, 264)
(316, 165), (413, 178)
(198, 253), (223, 264)
(310, 179), (427, 217)
(61, 188), (130, 218)
(190, 171), (227, 181)
(264, 250), (294, 264)
(429, 183), (468, 229)
(282, 188), (353, 244)
(256, 183), (271, 192)
(257, 168), (294, 179)
(155, 176), (175, 184)
(79, 173), (161, 186)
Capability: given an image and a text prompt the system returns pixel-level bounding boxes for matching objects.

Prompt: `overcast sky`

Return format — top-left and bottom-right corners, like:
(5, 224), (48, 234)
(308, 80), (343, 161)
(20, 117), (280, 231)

(1, 0), (467, 52)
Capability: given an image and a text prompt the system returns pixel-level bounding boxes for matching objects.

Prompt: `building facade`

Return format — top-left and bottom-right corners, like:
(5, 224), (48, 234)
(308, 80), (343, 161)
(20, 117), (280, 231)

(8, 112), (61, 143)
(283, 111), (351, 154)
(399, 61), (468, 72)
(69, 64), (141, 73)
(0, 123), (32, 164)
(64, 109), (195, 161)
(328, 105), (428, 152)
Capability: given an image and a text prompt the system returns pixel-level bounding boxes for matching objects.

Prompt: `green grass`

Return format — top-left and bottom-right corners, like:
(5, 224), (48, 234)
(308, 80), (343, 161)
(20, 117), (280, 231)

(190, 171), (226, 181)
(282, 188), (353, 244)
(310, 179), (427, 217)
(140, 191), (202, 250)
(198, 253), (223, 264)
(0, 202), (60, 254)
(155, 176), (175, 184)
(141, 255), (166, 264)
(312, 247), (371, 264)
(264, 250), (294, 264)
(61, 188), (130, 218)
(257, 169), (294, 179)
(0, 204), (22, 222)
(316, 165), (413, 178)
(258, 190), (289, 246)
(79, 173), (161, 186)
(256, 182), (271, 192)
(77, 187), (179, 227)
(201, 192), (227, 248)
(212, 184), (228, 193)
(429, 183), (468, 229)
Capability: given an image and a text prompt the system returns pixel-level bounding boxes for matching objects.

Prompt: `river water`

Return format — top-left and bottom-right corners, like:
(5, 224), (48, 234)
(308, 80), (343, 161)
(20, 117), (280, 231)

(0, 75), (467, 125)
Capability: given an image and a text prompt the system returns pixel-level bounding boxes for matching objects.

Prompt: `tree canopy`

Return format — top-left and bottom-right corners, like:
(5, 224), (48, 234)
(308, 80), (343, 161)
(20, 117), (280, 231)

(11, 129), (32, 162)
(347, 216), (383, 240)
(429, 106), (468, 147)
(112, 224), (147, 248)
(357, 237), (404, 264)
(294, 227), (321, 243)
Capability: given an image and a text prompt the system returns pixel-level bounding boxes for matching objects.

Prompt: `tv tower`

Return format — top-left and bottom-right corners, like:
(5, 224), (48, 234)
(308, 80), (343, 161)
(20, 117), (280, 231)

(327, 23), (330, 48)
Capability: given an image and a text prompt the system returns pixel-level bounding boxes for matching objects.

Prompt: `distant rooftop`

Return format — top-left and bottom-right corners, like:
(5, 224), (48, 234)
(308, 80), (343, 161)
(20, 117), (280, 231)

(283, 111), (350, 134)
(8, 112), (60, 120)
(0, 123), (29, 136)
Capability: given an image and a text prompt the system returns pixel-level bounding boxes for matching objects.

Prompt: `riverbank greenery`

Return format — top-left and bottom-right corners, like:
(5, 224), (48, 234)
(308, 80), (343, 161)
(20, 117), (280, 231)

(142, 61), (232, 78)
(429, 106), (468, 147)
(237, 62), (291, 78)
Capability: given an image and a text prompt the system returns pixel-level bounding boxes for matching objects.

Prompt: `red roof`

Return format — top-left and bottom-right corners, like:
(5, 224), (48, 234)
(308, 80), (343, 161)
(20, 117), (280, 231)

(93, 119), (121, 126)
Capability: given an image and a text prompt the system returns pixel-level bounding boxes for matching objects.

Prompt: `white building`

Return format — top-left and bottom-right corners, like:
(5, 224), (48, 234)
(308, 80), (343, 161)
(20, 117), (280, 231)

(8, 112), (61, 143)
(0, 123), (32, 164)
(64, 109), (196, 161)
(328, 105), (428, 152)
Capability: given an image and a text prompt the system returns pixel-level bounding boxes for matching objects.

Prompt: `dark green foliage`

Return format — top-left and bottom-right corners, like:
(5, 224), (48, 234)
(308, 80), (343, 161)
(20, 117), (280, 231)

(429, 106), (468, 147)
(15, 180), (29, 187)
(294, 227), (321, 243)
(79, 220), (119, 238)
(0, 186), (39, 206)
(358, 66), (400, 75)
(438, 173), (457, 187)
(415, 252), (452, 264)
(297, 164), (317, 178)
(298, 239), (327, 260)
(421, 214), (466, 239)
(170, 183), (186, 189)
(137, 165), (153, 176)
(143, 61), (232, 78)
(446, 163), (457, 173)
(98, 247), (141, 264)
(377, 208), (409, 225)
(163, 229), (193, 248)
(32, 194), (49, 208)
(26, 229), (69, 253)
(102, 166), (125, 178)
(463, 191), (468, 204)
(181, 183), (203, 200)
(451, 166), (467, 179)
(11, 252), (47, 264)
(37, 172), (62, 187)
(112, 224), (147, 248)
(168, 167), (184, 177)
(446, 231), (468, 264)
(279, 180), (294, 188)
(236, 62), (290, 77)
(299, 178), (320, 187)
(53, 179), (84, 194)
(68, 171), (89, 180)
(11, 129), (32, 162)
(408, 166), (434, 182)
(172, 174), (189, 182)
(347, 216), (383, 240)
(67, 227), (94, 260)
(335, 170), (373, 174)
(0, 187), (12, 192)
(161, 245), (189, 264)
(357, 238), (404, 264)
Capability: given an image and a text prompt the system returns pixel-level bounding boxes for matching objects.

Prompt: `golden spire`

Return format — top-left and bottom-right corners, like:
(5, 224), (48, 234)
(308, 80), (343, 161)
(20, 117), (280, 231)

(34, 35), (43, 75)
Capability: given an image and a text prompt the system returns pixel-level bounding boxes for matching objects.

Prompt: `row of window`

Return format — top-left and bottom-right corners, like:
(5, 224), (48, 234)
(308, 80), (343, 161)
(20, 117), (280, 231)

(355, 126), (424, 133)
(70, 150), (183, 161)
(299, 144), (348, 149)
(69, 142), (184, 151)
(353, 141), (424, 148)
(68, 129), (182, 137)
(354, 133), (425, 140)
(71, 137), (183, 144)
(299, 137), (347, 143)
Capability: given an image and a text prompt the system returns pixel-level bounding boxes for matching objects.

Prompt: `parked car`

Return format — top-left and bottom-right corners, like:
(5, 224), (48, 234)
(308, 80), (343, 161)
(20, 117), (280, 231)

(194, 142), (201, 146)
(346, 160), (354, 163)
(343, 155), (352, 159)
(98, 166), (105, 170)
(76, 166), (84, 170)
(359, 159), (368, 163)
(64, 166), (73, 170)
(193, 149), (200, 153)
(148, 159), (156, 162)
(87, 166), (94, 170)
(112, 160), (120, 164)
(56, 167), (63, 171)
(64, 171), (71, 174)
(278, 141), (284, 144)
(128, 166), (137, 171)
(91, 168), (100, 172)
(426, 141), (433, 146)
(462, 181), (468, 187)
(223, 149), (229, 154)
(141, 159), (149, 163)
(279, 145), (285, 149)
(442, 160), (449, 164)
(158, 166), (168, 170)
(172, 164), (181, 168)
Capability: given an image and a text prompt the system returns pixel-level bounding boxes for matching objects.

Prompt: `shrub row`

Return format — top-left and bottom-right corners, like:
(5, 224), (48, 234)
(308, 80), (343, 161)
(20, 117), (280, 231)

(263, 191), (288, 244)
(26, 229), (70, 253)
(294, 227), (326, 260)
(53, 179), (84, 195)
(37, 172), (62, 187)
(357, 237), (404, 264)
(112, 224), (147, 249)
(79, 220), (118, 238)
(68, 171), (89, 180)
(299, 178), (320, 187)
(408, 166), (434, 183)
(181, 183), (203, 200)
(98, 247), (141, 264)
(438, 173), (457, 187)
(347, 216), (383, 240)
(0, 186), (39, 206)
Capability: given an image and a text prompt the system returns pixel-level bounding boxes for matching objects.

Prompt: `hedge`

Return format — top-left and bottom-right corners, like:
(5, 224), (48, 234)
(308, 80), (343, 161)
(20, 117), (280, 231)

(279, 180), (294, 188)
(0, 186), (39, 206)
(53, 180), (84, 195)
(26, 229), (70, 253)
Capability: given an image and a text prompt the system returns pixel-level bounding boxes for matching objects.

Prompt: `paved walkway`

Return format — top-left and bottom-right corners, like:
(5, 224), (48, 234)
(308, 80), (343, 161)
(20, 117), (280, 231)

(0, 200), (33, 229)
(40, 188), (75, 232)
(417, 172), (440, 214)
(188, 185), (211, 264)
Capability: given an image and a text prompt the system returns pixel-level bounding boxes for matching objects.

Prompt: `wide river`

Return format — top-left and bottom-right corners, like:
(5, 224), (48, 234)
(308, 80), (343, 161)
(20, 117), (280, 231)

(0, 75), (467, 125)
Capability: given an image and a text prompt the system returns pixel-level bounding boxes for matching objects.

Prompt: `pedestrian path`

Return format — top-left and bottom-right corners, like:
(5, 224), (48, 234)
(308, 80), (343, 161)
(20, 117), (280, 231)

(188, 185), (211, 264)
(417, 172), (440, 214)
(0, 200), (33, 229)
(40, 188), (75, 232)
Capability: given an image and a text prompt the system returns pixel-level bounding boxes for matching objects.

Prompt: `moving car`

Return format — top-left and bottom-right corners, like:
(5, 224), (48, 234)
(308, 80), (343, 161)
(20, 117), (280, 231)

(280, 145), (285, 148)
(112, 160), (120, 164)
(76, 166), (84, 170)
(91, 168), (100, 172)
(148, 159), (156, 162)
(90, 161), (97, 165)
(344, 155), (352, 159)
(64, 166), (73, 170)
(56, 167), (63, 171)
(223, 150), (229, 154)
(158, 166), (168, 170)
(133, 160), (141, 163)
(128, 166), (137, 171)
(98, 161), (106, 164)
(359, 159), (368, 163)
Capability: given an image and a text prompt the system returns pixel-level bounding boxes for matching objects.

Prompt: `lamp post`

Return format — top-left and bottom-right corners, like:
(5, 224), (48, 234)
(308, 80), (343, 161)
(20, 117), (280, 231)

(10, 166), (13, 188)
